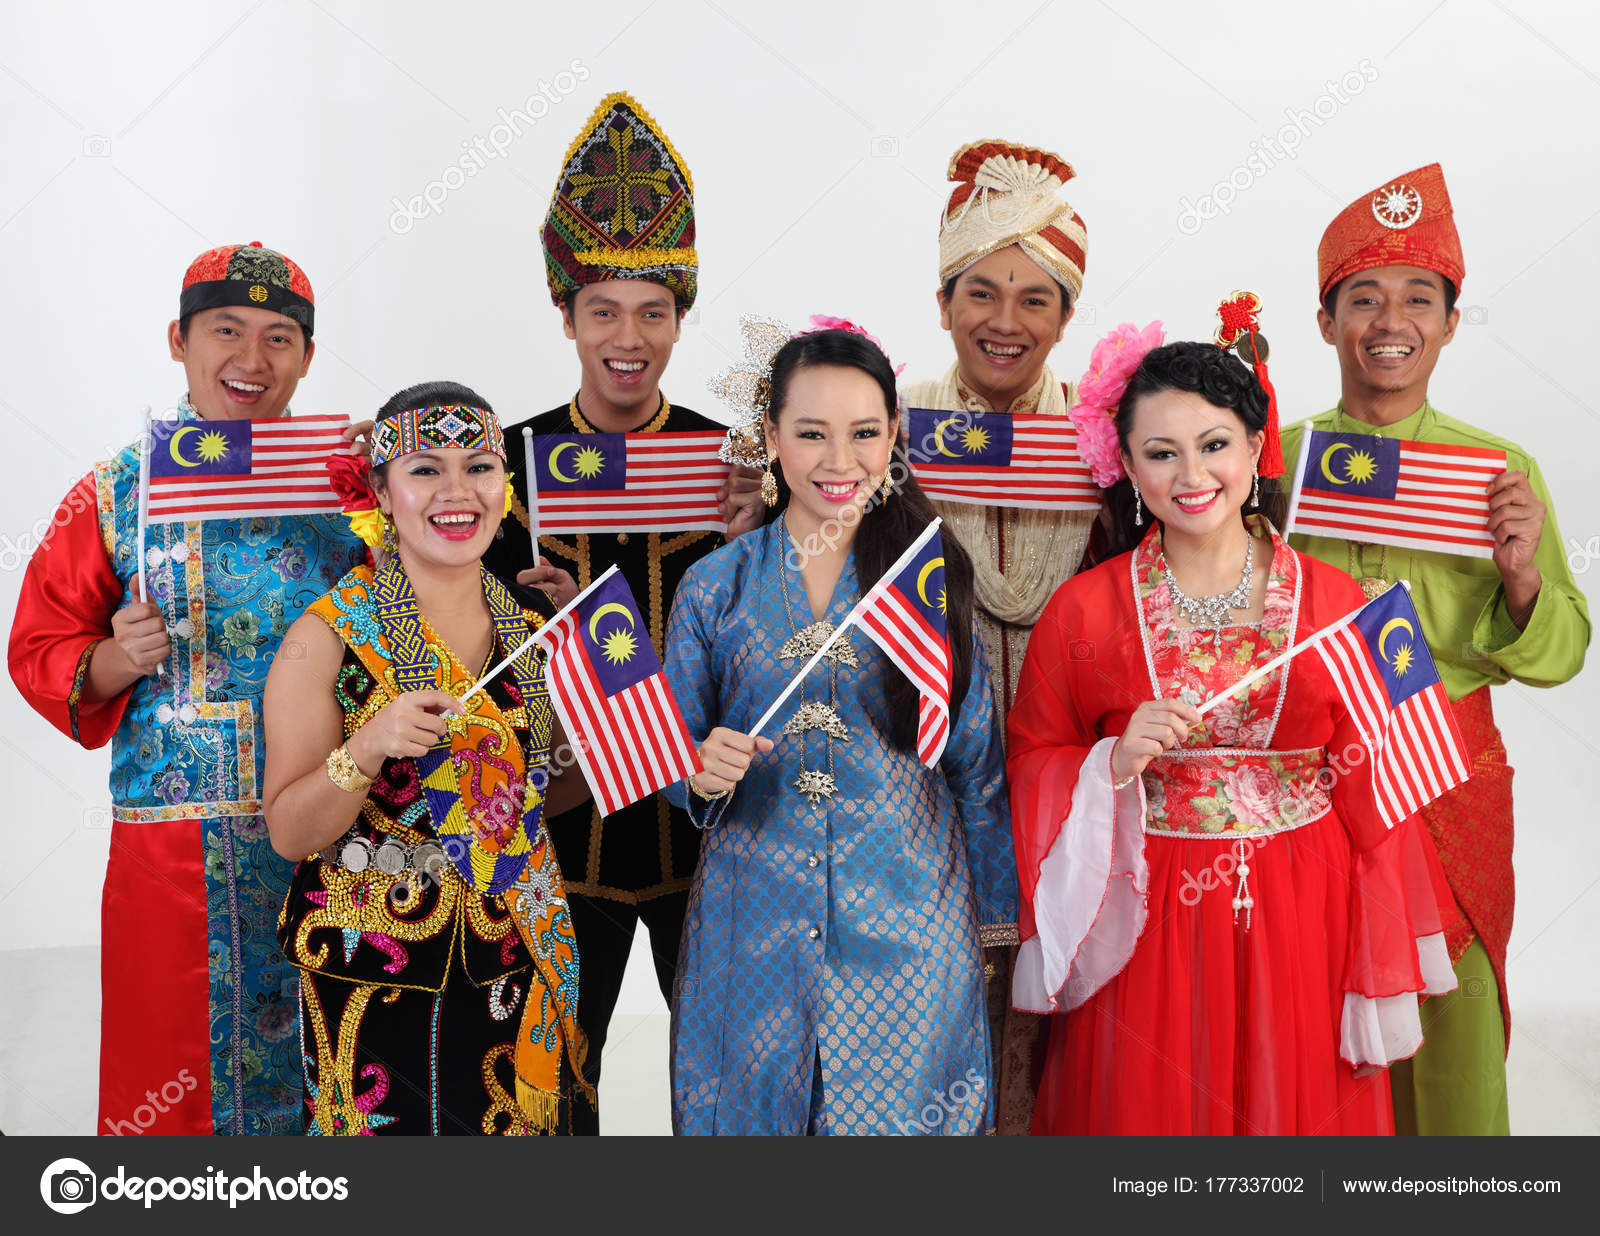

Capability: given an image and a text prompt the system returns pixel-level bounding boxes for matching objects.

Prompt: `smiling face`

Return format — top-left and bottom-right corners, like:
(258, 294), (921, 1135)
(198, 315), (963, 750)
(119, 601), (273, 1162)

(1121, 388), (1261, 538)
(766, 364), (896, 544)
(1318, 264), (1458, 407)
(562, 280), (683, 428)
(375, 448), (505, 570)
(938, 245), (1073, 410)
(168, 305), (313, 421)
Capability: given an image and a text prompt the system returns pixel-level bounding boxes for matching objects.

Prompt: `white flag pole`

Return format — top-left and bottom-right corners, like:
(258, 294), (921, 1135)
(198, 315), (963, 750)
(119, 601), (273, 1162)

(748, 516), (942, 739)
(136, 407), (153, 603)
(1281, 418), (1316, 537)
(1196, 605), (1364, 716)
(521, 427), (540, 555)
(457, 563), (622, 707)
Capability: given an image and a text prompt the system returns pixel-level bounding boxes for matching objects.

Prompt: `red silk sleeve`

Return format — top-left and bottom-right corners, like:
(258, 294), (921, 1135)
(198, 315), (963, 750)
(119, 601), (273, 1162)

(8, 472), (130, 747)
(1006, 584), (1098, 941)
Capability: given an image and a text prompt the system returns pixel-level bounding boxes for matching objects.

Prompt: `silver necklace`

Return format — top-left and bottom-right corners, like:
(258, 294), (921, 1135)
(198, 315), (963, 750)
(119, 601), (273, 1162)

(1163, 535), (1254, 629)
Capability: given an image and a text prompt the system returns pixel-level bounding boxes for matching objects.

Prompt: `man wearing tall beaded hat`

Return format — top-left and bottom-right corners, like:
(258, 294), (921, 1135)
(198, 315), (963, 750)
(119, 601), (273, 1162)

(900, 140), (1091, 1134)
(8, 242), (368, 1134)
(483, 90), (762, 1134)
(1281, 164), (1589, 1135)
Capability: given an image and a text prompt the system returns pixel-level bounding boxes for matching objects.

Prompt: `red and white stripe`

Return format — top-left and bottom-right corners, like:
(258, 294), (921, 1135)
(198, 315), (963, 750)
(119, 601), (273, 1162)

(146, 414), (349, 522)
(534, 431), (729, 533)
(910, 415), (1101, 512)
(1315, 623), (1471, 828)
(854, 585), (952, 765)
(1294, 440), (1506, 558)
(535, 609), (701, 817)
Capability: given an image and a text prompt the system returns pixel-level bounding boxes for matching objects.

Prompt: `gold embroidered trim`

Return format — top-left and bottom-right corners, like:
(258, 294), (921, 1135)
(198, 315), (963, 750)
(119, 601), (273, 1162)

(572, 245), (698, 270)
(67, 638), (101, 744)
(979, 922), (1019, 948)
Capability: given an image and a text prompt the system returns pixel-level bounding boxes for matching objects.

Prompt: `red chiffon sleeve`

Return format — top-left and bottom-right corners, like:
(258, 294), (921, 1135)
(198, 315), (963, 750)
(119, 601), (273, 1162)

(8, 472), (130, 748)
(1303, 557), (1458, 1066)
(1007, 575), (1149, 1014)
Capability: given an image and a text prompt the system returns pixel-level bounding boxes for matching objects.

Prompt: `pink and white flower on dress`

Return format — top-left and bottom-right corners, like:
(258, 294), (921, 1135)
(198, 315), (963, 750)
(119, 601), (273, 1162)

(1220, 763), (1286, 830)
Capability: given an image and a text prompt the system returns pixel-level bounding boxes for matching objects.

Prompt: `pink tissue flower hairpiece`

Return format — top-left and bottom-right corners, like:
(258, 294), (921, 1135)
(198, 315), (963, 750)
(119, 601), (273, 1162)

(798, 314), (906, 376)
(1068, 320), (1165, 487)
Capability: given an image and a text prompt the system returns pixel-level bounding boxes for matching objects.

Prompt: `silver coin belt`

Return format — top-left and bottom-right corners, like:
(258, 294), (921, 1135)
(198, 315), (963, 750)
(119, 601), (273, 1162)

(318, 829), (452, 884)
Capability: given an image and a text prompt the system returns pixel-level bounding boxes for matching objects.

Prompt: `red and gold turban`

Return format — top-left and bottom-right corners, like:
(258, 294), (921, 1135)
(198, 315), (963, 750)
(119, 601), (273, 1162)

(1317, 163), (1464, 303)
(938, 140), (1088, 302)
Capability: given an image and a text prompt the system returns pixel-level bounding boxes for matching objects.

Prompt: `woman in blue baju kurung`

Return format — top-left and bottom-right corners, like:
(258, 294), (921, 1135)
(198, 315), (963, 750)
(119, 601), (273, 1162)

(662, 326), (1017, 1135)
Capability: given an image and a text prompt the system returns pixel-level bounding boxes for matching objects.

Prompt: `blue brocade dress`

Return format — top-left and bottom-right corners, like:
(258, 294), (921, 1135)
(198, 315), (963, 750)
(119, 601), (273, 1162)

(661, 519), (1017, 1135)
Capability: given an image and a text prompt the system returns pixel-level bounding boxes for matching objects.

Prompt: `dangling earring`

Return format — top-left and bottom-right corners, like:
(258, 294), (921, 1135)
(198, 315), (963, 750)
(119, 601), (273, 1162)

(761, 451), (779, 508)
(380, 513), (397, 554)
(1132, 481), (1143, 526)
(1250, 465), (1261, 509)
(879, 469), (893, 503)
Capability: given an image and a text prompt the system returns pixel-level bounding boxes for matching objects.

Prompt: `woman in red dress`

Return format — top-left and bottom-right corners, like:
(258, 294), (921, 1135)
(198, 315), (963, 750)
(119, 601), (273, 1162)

(1010, 334), (1454, 1134)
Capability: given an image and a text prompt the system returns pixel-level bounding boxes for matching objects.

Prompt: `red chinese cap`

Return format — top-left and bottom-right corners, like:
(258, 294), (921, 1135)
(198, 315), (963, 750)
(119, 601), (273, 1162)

(180, 241), (315, 336)
(1317, 163), (1464, 303)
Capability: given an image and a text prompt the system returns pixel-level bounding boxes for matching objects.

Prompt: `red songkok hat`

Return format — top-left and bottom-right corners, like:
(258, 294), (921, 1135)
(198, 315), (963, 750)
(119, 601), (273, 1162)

(180, 241), (315, 336)
(1317, 163), (1464, 303)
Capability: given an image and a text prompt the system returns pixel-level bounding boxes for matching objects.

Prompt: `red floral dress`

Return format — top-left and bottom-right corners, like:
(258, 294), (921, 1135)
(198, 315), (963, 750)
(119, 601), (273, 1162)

(1008, 523), (1453, 1135)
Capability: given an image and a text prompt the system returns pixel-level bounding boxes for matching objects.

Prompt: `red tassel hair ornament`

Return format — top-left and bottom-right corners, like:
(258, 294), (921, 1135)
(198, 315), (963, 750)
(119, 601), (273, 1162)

(1213, 291), (1283, 478)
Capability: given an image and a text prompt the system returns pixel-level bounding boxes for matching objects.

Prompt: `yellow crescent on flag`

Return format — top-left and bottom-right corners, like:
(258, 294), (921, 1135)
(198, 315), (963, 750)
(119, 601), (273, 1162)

(1319, 440), (1354, 485)
(548, 441), (581, 484)
(588, 601), (635, 641)
(1378, 615), (1414, 663)
(933, 416), (964, 459)
(916, 557), (945, 606)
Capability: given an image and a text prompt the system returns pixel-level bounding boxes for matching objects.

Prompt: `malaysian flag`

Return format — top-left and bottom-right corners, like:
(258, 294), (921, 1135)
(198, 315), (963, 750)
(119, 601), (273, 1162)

(1288, 428), (1506, 559)
(145, 414), (348, 523)
(904, 408), (1101, 511)
(527, 430), (728, 534)
(532, 565), (702, 817)
(1314, 584), (1471, 828)
(851, 519), (953, 765)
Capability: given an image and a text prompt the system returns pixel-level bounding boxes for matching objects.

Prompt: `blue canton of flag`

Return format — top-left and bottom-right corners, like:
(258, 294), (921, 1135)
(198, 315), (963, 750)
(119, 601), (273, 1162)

(905, 408), (1014, 466)
(533, 433), (628, 492)
(149, 418), (253, 477)
(1302, 430), (1402, 499)
(1349, 582), (1443, 709)
(578, 570), (659, 695)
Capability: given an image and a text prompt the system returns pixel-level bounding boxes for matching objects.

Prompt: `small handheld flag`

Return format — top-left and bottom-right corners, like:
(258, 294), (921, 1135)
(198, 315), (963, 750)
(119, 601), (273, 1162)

(904, 408), (1100, 512)
(852, 520), (955, 765)
(1314, 583), (1471, 828)
(750, 518), (953, 767)
(145, 413), (349, 524)
(1287, 427), (1505, 559)
(532, 565), (702, 817)
(529, 430), (728, 533)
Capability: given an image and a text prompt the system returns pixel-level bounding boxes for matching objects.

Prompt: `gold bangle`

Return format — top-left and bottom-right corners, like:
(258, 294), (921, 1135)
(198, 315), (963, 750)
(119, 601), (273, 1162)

(688, 773), (729, 801)
(1112, 771), (1139, 791)
(326, 744), (374, 793)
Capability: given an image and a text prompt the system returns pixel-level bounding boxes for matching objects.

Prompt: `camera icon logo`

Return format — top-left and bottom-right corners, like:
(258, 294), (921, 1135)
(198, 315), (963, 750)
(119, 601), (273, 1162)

(82, 135), (111, 157)
(1461, 305), (1489, 326)
(870, 135), (900, 158)
(40, 1157), (97, 1214)
(1462, 975), (1491, 998)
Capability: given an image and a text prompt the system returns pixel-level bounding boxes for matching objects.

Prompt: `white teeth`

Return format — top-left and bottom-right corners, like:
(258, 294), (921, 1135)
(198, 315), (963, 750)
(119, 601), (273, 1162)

(430, 513), (477, 525)
(223, 379), (265, 392)
(1175, 491), (1219, 507)
(1366, 345), (1413, 357)
(607, 360), (645, 372)
(817, 482), (858, 495)
(980, 342), (1024, 357)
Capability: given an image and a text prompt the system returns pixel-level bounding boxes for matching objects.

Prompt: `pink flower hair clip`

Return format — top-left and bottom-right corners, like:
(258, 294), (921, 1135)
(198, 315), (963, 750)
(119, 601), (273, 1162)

(1068, 320), (1165, 487)
(798, 314), (906, 376)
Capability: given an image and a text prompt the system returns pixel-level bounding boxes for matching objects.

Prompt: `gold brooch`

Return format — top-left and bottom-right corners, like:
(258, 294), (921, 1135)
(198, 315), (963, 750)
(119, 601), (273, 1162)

(793, 769), (838, 804)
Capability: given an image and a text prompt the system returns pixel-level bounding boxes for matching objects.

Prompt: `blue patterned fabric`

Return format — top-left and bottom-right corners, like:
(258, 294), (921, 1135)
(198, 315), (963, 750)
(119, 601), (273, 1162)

(98, 403), (366, 1134)
(661, 519), (1016, 1135)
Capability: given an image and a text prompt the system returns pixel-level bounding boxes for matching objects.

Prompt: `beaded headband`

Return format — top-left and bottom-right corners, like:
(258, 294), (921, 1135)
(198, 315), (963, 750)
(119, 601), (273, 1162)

(369, 404), (506, 467)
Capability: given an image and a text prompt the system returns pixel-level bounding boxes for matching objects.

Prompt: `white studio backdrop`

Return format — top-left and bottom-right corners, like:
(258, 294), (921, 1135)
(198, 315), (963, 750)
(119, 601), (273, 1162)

(0, 0), (1596, 1105)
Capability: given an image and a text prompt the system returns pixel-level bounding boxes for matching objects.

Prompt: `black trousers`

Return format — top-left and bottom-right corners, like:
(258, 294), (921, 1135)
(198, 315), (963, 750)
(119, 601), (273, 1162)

(567, 888), (690, 1136)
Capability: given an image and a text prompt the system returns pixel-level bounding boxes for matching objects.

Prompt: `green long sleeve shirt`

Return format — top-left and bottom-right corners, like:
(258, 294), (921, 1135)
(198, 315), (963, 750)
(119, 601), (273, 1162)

(1281, 401), (1589, 702)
